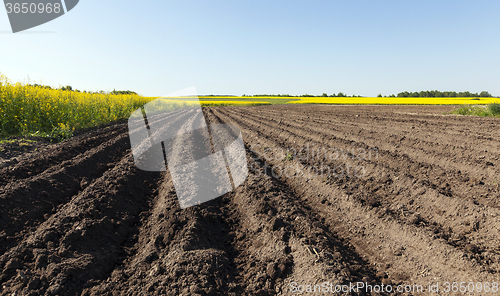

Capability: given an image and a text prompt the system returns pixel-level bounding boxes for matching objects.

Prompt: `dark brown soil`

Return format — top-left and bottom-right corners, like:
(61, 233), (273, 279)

(1, 105), (499, 295)
(0, 137), (53, 163)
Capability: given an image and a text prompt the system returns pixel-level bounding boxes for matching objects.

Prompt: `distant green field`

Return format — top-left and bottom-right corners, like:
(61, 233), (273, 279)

(198, 96), (298, 105)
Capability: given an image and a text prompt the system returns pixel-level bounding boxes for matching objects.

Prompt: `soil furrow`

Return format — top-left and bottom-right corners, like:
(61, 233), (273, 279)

(225, 107), (500, 185)
(0, 123), (127, 187)
(1, 104), (499, 296)
(222, 107), (500, 211)
(0, 132), (131, 257)
(0, 154), (161, 296)
(244, 107), (500, 177)
(205, 108), (391, 295)
(85, 110), (246, 295)
(211, 106), (500, 290)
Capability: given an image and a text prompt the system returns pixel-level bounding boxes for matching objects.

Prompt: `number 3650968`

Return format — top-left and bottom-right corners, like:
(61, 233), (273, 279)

(5, 2), (62, 14)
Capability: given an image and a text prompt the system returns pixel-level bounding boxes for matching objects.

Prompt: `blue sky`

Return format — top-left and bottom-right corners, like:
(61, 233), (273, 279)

(1, 0), (499, 96)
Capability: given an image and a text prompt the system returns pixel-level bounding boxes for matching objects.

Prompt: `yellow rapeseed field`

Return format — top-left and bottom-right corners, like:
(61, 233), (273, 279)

(0, 73), (153, 136)
(0, 74), (271, 137)
(287, 97), (497, 105)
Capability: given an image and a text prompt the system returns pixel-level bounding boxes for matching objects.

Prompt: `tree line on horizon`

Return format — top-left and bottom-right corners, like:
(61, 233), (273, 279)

(27, 84), (137, 95)
(24, 83), (495, 98)
(390, 90), (492, 98)
(244, 92), (362, 97)
(242, 90), (494, 98)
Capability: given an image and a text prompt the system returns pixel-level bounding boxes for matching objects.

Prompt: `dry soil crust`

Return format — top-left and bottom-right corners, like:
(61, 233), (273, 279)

(0, 105), (499, 295)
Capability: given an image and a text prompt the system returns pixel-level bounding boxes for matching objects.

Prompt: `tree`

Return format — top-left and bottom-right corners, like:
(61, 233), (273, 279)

(397, 91), (410, 97)
(419, 91), (429, 97)
(111, 89), (138, 95)
(377, 93), (382, 97)
(480, 91), (491, 97)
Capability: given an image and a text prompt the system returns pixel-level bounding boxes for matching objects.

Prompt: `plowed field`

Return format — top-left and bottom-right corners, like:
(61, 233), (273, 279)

(1, 105), (499, 295)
